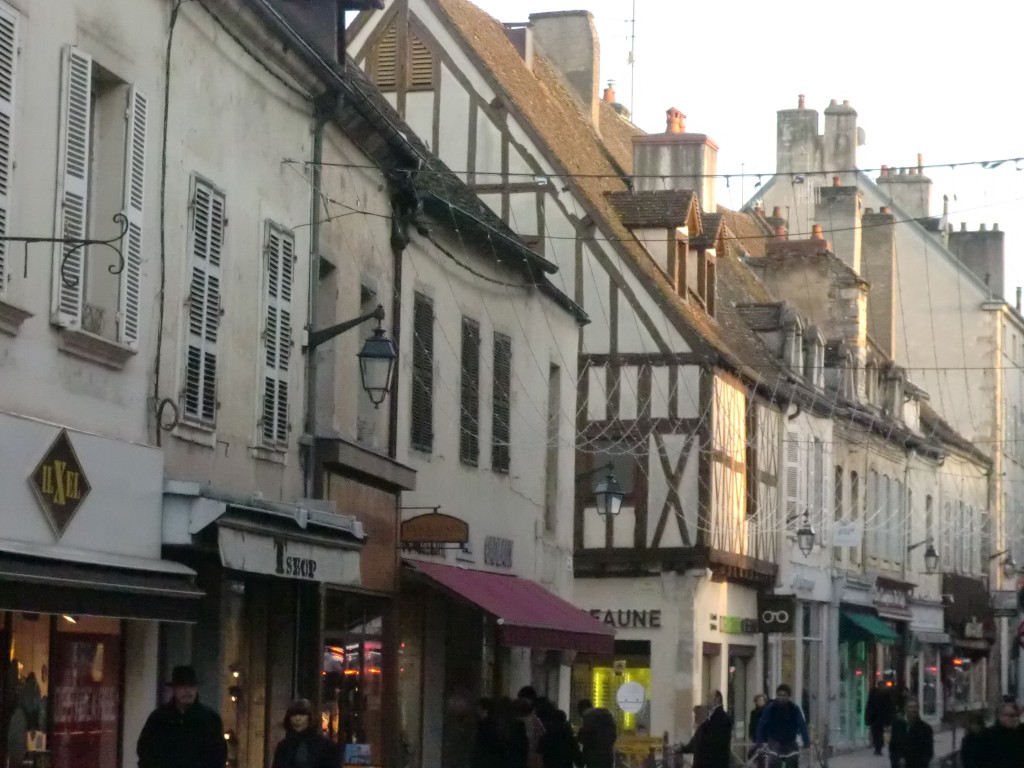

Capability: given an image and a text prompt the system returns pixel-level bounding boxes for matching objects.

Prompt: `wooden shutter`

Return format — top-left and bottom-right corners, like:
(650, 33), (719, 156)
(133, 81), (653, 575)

(784, 431), (802, 530)
(0, 5), (16, 294)
(409, 34), (434, 89)
(261, 223), (294, 447)
(491, 332), (512, 473)
(460, 316), (480, 466)
(53, 47), (92, 326)
(410, 292), (434, 451)
(118, 86), (146, 347)
(374, 24), (397, 90)
(183, 178), (224, 425)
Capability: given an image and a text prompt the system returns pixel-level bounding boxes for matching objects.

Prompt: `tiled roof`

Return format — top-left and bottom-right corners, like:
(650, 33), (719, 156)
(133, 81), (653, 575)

(719, 209), (773, 258)
(734, 303), (785, 332)
(919, 402), (991, 466)
(692, 212), (723, 249)
(598, 100), (642, 175)
(606, 190), (697, 228)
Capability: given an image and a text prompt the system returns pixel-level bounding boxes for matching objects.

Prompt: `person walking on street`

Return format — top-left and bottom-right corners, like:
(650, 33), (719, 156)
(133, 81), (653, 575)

(958, 714), (986, 768)
(749, 694), (768, 748)
(137, 665), (227, 768)
(979, 701), (1024, 768)
(889, 699), (932, 768)
(577, 699), (617, 768)
(866, 681), (895, 755)
(676, 697), (730, 768)
(535, 700), (576, 768)
(516, 687), (546, 768)
(754, 684), (810, 768)
(271, 699), (340, 768)
(473, 697), (529, 768)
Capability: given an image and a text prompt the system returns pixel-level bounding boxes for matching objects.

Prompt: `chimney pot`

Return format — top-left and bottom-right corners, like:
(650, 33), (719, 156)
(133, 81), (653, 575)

(812, 224), (825, 240)
(798, 94), (806, 109)
(842, 99), (850, 106)
(917, 152), (924, 172)
(980, 223), (987, 231)
(829, 99), (838, 107)
(772, 206), (783, 218)
(865, 207), (875, 214)
(775, 225), (788, 241)
(833, 176), (841, 187)
(994, 223), (1000, 231)
(1016, 286), (1021, 311)
(881, 206), (892, 215)
(960, 222), (967, 231)
(603, 80), (616, 103)
(881, 164), (889, 176)
(665, 107), (686, 134)
(909, 168), (917, 176)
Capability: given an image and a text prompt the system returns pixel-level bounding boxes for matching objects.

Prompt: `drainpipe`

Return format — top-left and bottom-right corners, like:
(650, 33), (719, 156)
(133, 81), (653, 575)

(304, 94), (336, 500)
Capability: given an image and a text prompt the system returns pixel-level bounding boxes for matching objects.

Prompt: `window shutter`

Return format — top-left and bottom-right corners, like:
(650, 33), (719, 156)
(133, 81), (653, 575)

(410, 292), (434, 452)
(261, 223), (293, 447)
(0, 5), (16, 294)
(374, 24), (397, 90)
(460, 316), (480, 466)
(409, 34), (434, 89)
(52, 47), (91, 326)
(784, 431), (802, 530)
(183, 178), (224, 425)
(118, 86), (146, 347)
(491, 332), (512, 473)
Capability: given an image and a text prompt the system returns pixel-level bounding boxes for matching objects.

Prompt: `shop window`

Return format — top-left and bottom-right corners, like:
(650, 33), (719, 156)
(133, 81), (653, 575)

(0, 613), (122, 768)
(322, 592), (387, 765)
(569, 641), (651, 736)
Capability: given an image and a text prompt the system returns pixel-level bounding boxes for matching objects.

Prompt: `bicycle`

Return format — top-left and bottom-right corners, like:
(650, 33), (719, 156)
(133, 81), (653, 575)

(749, 744), (804, 768)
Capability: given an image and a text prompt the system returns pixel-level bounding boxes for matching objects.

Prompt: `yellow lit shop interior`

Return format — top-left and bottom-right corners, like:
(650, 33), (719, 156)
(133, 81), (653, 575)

(570, 641), (652, 733)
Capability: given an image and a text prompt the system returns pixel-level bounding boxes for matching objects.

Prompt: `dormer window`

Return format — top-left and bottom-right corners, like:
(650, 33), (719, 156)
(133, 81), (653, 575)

(668, 229), (688, 298)
(865, 362), (878, 406)
(689, 247), (715, 317)
(884, 368), (905, 418)
(803, 329), (825, 389)
(784, 319), (804, 375)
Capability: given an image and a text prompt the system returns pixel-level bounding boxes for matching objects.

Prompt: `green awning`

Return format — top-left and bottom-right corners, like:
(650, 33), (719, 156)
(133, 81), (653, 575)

(840, 610), (900, 645)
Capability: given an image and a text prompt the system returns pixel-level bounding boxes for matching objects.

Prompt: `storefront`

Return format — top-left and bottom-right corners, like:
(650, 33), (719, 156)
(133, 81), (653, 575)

(908, 598), (948, 725)
(0, 414), (202, 768)
(400, 561), (614, 768)
(942, 574), (994, 717)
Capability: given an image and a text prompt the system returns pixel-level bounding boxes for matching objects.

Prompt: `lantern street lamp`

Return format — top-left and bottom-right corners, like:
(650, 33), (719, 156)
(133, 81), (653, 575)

(577, 462), (626, 520)
(908, 537), (939, 575)
(306, 303), (397, 407)
(796, 512), (816, 558)
(989, 549), (1019, 580)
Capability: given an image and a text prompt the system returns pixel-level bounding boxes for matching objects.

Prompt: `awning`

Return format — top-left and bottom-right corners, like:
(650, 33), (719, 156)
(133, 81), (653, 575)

(913, 630), (952, 646)
(840, 610), (900, 644)
(406, 560), (615, 653)
(0, 541), (202, 623)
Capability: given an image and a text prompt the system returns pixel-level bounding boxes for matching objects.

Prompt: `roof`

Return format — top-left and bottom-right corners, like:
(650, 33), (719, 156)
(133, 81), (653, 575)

(734, 303), (785, 332)
(692, 212), (723, 249)
(919, 402), (991, 467)
(598, 100), (643, 175)
(719, 209), (773, 257)
(606, 190), (697, 228)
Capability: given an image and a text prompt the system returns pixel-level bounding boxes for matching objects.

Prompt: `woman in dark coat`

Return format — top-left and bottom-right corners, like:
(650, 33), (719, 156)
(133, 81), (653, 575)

(271, 699), (340, 768)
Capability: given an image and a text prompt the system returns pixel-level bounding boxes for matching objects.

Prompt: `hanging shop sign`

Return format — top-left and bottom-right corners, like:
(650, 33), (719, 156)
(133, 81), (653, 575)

(400, 512), (469, 545)
(589, 609), (662, 629)
(217, 526), (360, 585)
(616, 682), (647, 715)
(29, 428), (92, 538)
(483, 536), (513, 569)
(757, 594), (796, 633)
(832, 520), (862, 548)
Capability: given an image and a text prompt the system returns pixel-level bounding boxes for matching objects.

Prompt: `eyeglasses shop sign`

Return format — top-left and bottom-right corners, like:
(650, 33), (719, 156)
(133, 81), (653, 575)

(757, 595), (796, 633)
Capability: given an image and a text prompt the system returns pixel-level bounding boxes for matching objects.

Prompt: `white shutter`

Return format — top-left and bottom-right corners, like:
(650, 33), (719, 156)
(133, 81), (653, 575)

(0, 5), (17, 294)
(52, 47), (91, 326)
(262, 223), (293, 447)
(785, 431), (803, 531)
(118, 86), (146, 347)
(183, 178), (223, 425)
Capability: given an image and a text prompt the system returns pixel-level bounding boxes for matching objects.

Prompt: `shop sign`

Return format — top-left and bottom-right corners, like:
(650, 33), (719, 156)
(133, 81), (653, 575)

(992, 590), (1018, 618)
(964, 621), (985, 639)
(719, 615), (759, 635)
(218, 526), (360, 585)
(588, 609), (662, 629)
(832, 520), (862, 547)
(483, 536), (513, 569)
(757, 594), (795, 633)
(875, 586), (909, 612)
(400, 512), (469, 545)
(29, 428), (92, 538)
(616, 681), (647, 714)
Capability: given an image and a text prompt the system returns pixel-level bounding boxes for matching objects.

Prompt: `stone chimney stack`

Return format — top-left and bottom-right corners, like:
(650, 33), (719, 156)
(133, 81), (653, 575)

(876, 157), (932, 220)
(814, 181), (863, 273)
(777, 94), (822, 175)
(861, 208), (898, 358)
(502, 22), (535, 71)
(822, 99), (861, 183)
(948, 224), (1006, 299)
(632, 107), (719, 213)
(529, 11), (600, 128)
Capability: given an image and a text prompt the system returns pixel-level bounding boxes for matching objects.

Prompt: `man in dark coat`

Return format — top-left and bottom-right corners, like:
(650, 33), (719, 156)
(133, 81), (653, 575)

(577, 699), (616, 768)
(865, 681), (895, 755)
(889, 699), (932, 768)
(979, 701), (1024, 768)
(137, 666), (227, 768)
(678, 695), (731, 768)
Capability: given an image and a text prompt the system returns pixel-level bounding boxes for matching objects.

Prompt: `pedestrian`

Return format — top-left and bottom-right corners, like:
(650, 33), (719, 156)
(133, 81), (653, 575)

(271, 698), (340, 768)
(958, 714), (985, 768)
(754, 684), (810, 768)
(473, 697), (529, 768)
(749, 694), (768, 747)
(577, 698), (617, 768)
(517, 687), (546, 768)
(676, 697), (730, 768)
(978, 701), (1024, 768)
(866, 680), (895, 756)
(137, 665), (227, 768)
(536, 700), (576, 768)
(889, 699), (932, 768)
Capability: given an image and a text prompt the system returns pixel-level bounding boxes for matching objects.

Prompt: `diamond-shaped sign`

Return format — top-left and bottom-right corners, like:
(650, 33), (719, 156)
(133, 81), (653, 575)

(29, 429), (91, 538)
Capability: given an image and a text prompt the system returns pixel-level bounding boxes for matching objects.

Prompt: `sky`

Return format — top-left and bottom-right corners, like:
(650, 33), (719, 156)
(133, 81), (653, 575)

(466, 0), (1024, 300)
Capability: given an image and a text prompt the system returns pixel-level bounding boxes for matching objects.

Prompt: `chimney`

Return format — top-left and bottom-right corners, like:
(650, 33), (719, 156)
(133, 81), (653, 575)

(603, 80), (616, 103)
(775, 225), (788, 241)
(948, 224), (1006, 299)
(503, 22), (535, 71)
(862, 208), (898, 358)
(1016, 287), (1021, 312)
(823, 98), (859, 182)
(811, 224), (825, 239)
(631, 106), (719, 212)
(272, 0), (341, 61)
(777, 94), (822, 175)
(877, 154), (932, 220)
(815, 184), (863, 273)
(529, 11), (600, 128)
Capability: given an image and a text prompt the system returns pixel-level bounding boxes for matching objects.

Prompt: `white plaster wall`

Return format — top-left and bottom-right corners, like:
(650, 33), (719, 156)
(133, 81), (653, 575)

(508, 190), (538, 236)
(437, 63), (471, 180)
(405, 91), (434, 151)
(121, 620), (160, 768)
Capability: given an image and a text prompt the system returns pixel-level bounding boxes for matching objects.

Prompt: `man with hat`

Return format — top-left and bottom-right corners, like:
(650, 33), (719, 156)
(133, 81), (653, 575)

(137, 665), (227, 768)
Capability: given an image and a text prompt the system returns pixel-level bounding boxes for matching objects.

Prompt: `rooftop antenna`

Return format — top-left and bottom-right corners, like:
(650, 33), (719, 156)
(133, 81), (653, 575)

(628, 0), (637, 118)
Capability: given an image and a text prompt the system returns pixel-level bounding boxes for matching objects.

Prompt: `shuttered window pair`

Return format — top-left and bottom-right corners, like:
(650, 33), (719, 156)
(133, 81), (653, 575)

(491, 333), (512, 473)
(52, 46), (146, 347)
(411, 292), (434, 452)
(460, 317), (481, 466)
(0, 4), (16, 296)
(261, 223), (294, 448)
(372, 24), (434, 91)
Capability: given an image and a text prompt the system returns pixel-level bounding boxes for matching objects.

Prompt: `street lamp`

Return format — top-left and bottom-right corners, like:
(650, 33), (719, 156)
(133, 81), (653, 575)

(577, 462), (626, 520)
(907, 537), (939, 575)
(306, 303), (397, 407)
(989, 549), (1019, 580)
(796, 511), (816, 557)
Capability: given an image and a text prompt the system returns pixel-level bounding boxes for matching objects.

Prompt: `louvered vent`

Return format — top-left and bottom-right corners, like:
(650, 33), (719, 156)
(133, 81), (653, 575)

(409, 34), (434, 89)
(374, 24), (397, 90)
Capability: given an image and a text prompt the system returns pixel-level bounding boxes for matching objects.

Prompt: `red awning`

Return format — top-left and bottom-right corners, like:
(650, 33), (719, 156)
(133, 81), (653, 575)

(406, 560), (615, 654)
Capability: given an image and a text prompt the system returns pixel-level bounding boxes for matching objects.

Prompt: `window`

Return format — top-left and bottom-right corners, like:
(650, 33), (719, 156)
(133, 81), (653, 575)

(182, 177), (224, 426)
(866, 470), (879, 561)
(784, 431), (803, 531)
(260, 223), (294, 448)
(410, 292), (434, 452)
(745, 402), (759, 517)
(460, 316), (481, 466)
(370, 24), (435, 91)
(491, 332), (512, 473)
(53, 47), (146, 347)
(812, 438), (824, 543)
(0, 4), (17, 296)
(850, 471), (861, 566)
(925, 494), (934, 544)
(833, 465), (844, 563)
(670, 235), (687, 298)
(544, 364), (561, 532)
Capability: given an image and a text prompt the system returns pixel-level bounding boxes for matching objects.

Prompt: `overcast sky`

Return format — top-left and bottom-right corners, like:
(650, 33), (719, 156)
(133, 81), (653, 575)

(462, 0), (1024, 300)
